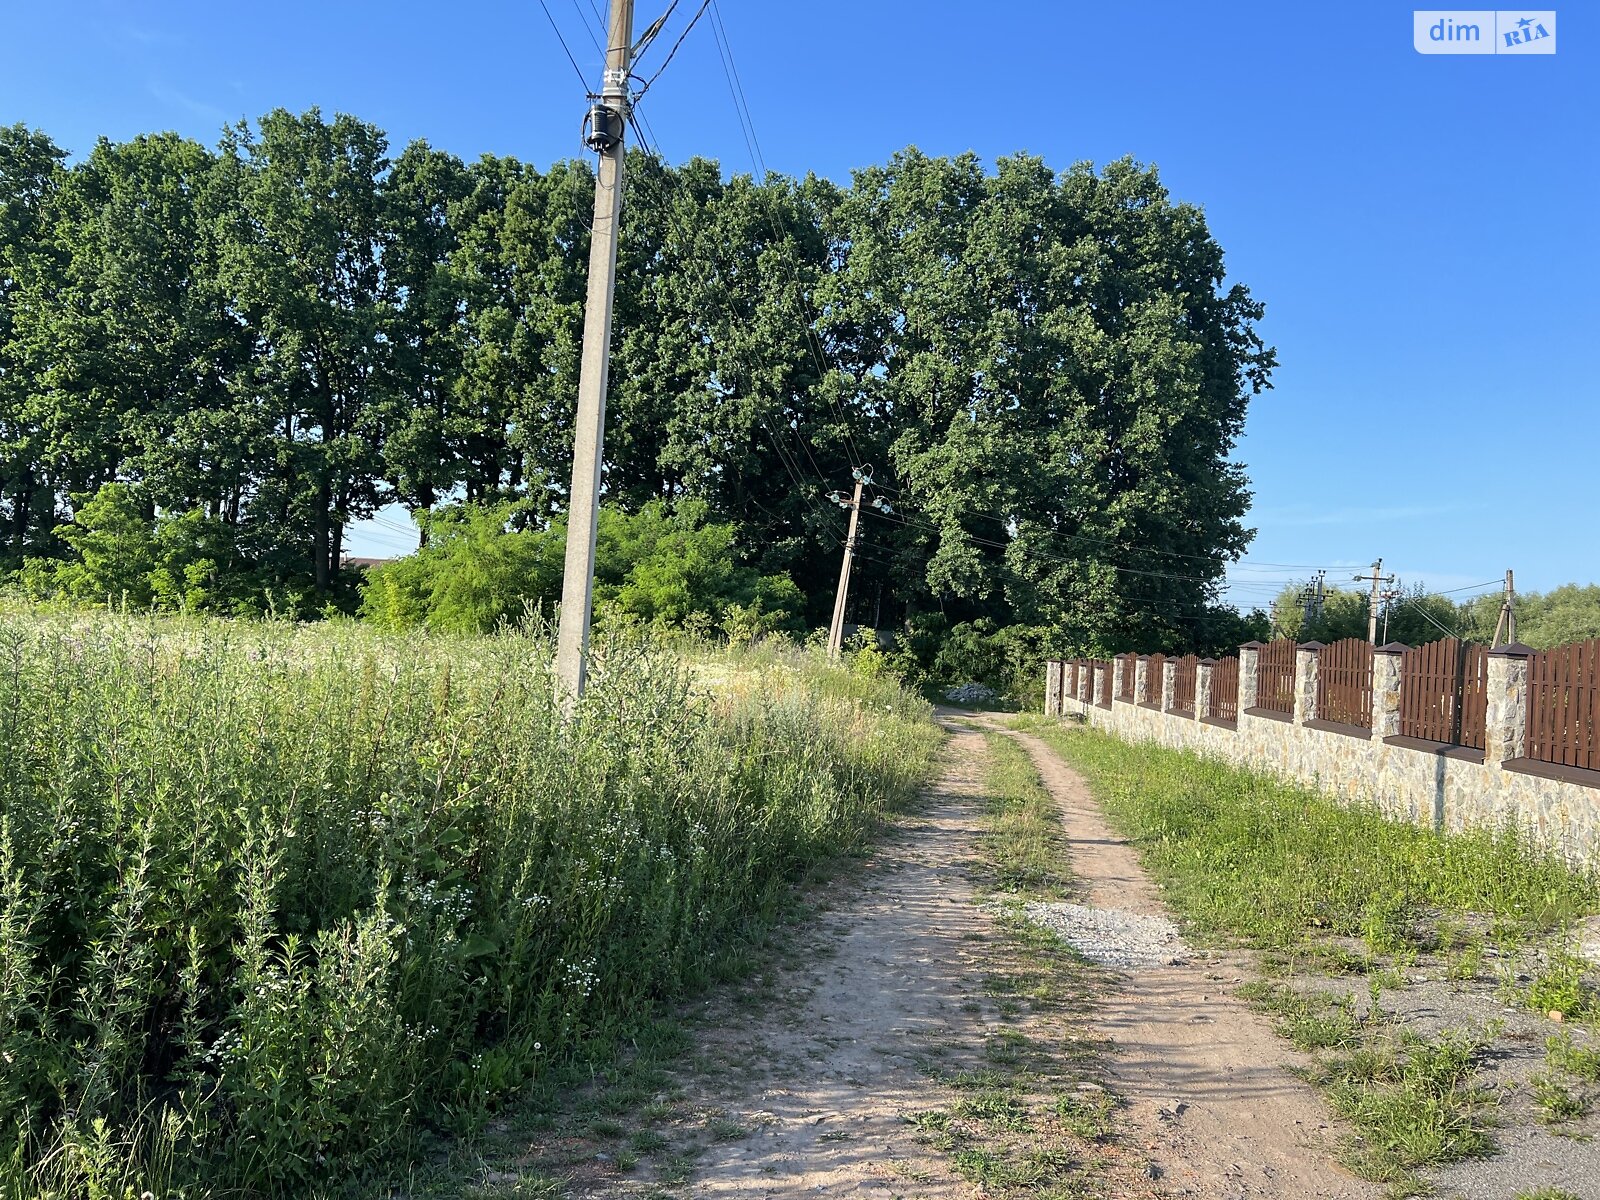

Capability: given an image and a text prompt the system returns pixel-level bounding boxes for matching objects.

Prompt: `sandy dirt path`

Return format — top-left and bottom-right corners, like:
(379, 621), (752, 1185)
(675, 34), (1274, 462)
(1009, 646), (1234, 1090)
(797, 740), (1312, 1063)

(582, 716), (1159, 1198)
(985, 719), (1381, 1200)
(673, 717), (998, 1196)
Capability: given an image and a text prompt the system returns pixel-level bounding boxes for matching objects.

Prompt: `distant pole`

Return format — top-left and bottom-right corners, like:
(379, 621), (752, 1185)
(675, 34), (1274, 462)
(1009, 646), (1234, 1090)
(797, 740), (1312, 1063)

(555, 0), (635, 703)
(1492, 568), (1517, 646)
(1379, 583), (1403, 645)
(826, 473), (867, 659)
(1354, 558), (1394, 645)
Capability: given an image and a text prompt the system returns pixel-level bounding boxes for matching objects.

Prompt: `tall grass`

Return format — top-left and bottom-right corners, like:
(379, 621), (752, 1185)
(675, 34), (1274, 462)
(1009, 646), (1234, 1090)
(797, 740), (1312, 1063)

(0, 606), (939, 1196)
(1015, 721), (1597, 947)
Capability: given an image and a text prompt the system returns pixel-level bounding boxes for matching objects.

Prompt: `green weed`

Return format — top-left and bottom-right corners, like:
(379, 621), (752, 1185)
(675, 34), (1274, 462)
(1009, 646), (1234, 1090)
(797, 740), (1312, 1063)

(0, 607), (940, 1196)
(1532, 1073), (1590, 1124)
(1313, 1030), (1494, 1182)
(1547, 1031), (1600, 1081)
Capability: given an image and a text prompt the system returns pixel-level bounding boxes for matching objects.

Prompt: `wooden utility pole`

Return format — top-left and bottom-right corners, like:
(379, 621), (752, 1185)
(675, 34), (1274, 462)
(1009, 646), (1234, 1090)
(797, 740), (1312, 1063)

(826, 472), (867, 659)
(1491, 568), (1517, 646)
(555, 0), (635, 702)
(1354, 558), (1395, 645)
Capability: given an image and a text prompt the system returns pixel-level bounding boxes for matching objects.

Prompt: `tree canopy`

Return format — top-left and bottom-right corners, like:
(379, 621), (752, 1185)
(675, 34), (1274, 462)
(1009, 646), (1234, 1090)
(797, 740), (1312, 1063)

(1, 111), (1277, 655)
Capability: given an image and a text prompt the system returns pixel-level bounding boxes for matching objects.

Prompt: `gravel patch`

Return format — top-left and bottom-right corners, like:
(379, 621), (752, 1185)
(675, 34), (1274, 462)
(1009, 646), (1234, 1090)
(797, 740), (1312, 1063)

(1021, 902), (1189, 969)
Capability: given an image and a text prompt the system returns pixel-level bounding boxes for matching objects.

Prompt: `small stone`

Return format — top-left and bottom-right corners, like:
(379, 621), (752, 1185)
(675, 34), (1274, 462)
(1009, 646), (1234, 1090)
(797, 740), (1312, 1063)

(1550, 1009), (1566, 1023)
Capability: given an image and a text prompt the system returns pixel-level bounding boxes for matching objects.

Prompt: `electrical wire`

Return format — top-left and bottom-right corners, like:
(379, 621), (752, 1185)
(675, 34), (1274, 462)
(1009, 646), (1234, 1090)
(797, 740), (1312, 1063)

(632, 0), (713, 99)
(569, 0), (604, 58)
(701, 2), (867, 472)
(535, 0), (592, 88)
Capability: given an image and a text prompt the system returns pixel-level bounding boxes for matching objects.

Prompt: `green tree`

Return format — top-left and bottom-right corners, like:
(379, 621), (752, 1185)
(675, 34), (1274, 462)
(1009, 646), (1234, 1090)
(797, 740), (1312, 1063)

(380, 140), (471, 532)
(217, 109), (394, 594)
(820, 151), (1275, 653)
(0, 124), (68, 562)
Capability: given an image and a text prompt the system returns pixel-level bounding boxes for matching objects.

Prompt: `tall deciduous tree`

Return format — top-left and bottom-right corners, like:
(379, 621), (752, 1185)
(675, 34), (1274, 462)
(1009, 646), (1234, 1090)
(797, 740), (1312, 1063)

(0, 124), (67, 561)
(821, 150), (1275, 652)
(218, 108), (393, 591)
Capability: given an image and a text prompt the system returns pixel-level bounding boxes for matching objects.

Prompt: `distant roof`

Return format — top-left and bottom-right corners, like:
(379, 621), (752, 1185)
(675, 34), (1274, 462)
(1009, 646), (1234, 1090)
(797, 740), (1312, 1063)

(341, 556), (393, 570)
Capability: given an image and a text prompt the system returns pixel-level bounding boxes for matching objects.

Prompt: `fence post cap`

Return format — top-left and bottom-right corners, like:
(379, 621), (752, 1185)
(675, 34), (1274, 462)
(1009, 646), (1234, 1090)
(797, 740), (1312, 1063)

(1488, 641), (1537, 658)
(1136, 653), (1150, 660)
(1297, 640), (1326, 651)
(1198, 657), (1218, 666)
(1374, 642), (1410, 655)
(1239, 640), (1265, 651)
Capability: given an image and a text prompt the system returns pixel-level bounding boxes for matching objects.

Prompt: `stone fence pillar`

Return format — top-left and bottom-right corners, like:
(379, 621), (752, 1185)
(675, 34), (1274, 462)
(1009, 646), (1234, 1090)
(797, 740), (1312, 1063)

(1077, 662), (1090, 704)
(1294, 642), (1324, 725)
(1372, 643), (1407, 738)
(1134, 655), (1150, 705)
(1045, 660), (1062, 716)
(1196, 658), (1215, 720)
(1486, 643), (1534, 769)
(1091, 663), (1106, 708)
(1111, 656), (1126, 704)
(1161, 658), (1177, 713)
(1239, 641), (1262, 711)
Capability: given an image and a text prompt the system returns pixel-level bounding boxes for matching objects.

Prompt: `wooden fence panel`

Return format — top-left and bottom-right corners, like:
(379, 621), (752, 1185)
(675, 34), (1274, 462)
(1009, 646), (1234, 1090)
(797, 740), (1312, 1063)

(1318, 638), (1374, 728)
(1097, 659), (1115, 708)
(1117, 653), (1136, 701)
(1171, 654), (1198, 714)
(1399, 638), (1488, 749)
(1527, 639), (1599, 771)
(1144, 654), (1166, 704)
(1255, 638), (1296, 714)
(1212, 656), (1239, 722)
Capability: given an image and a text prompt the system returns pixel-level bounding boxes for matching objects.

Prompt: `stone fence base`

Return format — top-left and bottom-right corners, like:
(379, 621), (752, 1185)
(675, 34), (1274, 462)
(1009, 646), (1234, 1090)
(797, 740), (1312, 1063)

(1046, 660), (1600, 865)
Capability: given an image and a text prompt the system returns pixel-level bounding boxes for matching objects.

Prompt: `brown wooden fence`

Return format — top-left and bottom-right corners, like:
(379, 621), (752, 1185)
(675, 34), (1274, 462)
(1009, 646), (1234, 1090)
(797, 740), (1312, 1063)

(1211, 656), (1239, 722)
(1526, 639), (1599, 771)
(1317, 638), (1374, 728)
(1096, 659), (1114, 708)
(1117, 653), (1136, 701)
(1172, 654), (1199, 715)
(1399, 638), (1488, 749)
(1255, 638), (1297, 714)
(1143, 654), (1167, 705)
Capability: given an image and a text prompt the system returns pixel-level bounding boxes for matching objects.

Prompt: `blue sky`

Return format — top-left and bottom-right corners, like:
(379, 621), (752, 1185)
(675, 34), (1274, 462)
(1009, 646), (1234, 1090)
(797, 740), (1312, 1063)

(3, 1), (1594, 610)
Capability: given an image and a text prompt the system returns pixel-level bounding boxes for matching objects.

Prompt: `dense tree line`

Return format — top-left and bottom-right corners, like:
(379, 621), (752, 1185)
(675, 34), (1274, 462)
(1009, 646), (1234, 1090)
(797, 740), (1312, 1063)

(0, 110), (1275, 655)
(1269, 581), (1600, 650)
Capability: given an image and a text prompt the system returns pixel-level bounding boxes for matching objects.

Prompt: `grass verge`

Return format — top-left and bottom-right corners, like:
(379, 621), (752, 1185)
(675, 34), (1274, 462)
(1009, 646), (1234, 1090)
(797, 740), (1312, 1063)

(1009, 718), (1596, 953)
(1010, 719), (1600, 1194)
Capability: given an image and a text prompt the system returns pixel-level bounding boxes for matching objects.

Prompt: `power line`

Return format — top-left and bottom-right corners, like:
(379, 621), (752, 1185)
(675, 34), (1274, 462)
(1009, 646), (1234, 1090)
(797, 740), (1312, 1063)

(632, 0), (712, 98)
(535, 0), (592, 88)
(569, 0), (604, 58)
(699, 3), (867, 472)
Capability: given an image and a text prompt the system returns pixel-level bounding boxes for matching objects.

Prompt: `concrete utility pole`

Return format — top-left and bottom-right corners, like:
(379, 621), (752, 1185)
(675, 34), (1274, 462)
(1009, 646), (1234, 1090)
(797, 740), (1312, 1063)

(826, 471), (867, 659)
(825, 467), (893, 658)
(1378, 582), (1404, 645)
(555, 0), (635, 702)
(1492, 568), (1517, 646)
(1354, 558), (1396, 645)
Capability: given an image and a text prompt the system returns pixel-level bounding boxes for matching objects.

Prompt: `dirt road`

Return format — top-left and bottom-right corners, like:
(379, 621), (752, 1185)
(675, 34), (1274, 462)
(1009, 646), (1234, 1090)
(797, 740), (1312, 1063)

(989, 719), (1378, 1200)
(578, 714), (1375, 1198)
